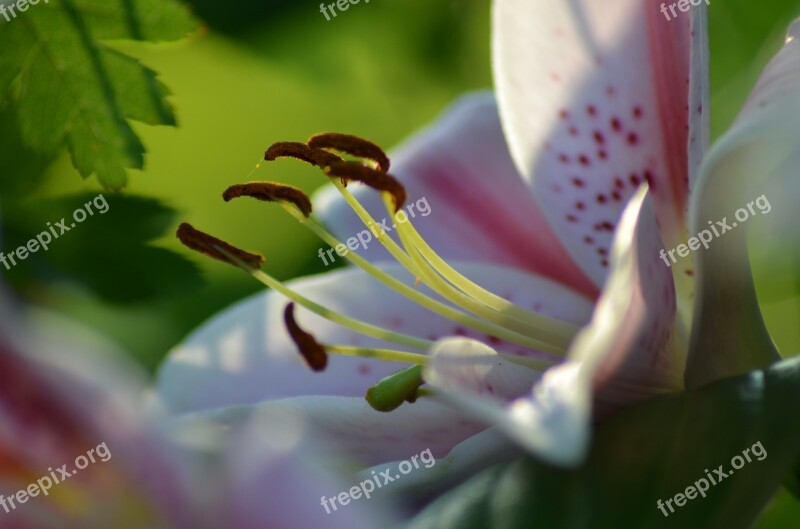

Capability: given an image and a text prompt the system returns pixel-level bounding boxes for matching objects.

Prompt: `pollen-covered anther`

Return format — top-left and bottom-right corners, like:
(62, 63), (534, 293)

(265, 142), (343, 168)
(308, 133), (391, 173)
(223, 182), (313, 217)
(325, 161), (407, 212)
(284, 302), (328, 372)
(176, 223), (265, 269)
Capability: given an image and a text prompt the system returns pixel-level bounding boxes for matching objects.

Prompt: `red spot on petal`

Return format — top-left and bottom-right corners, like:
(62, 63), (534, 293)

(571, 177), (586, 188)
(587, 105), (597, 116)
(575, 201), (586, 211)
(566, 214), (578, 222)
(578, 154), (591, 166)
(559, 109), (569, 119)
(633, 106), (643, 119)
(611, 117), (622, 132)
(596, 194), (608, 204)
(593, 131), (606, 144)
(627, 132), (639, 145)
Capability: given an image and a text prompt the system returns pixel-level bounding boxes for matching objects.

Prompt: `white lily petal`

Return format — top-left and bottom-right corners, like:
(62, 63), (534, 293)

(424, 337), (540, 400)
(424, 338), (590, 466)
(685, 20), (800, 387)
(568, 186), (684, 416)
(493, 0), (709, 284)
(170, 396), (487, 467)
(224, 408), (395, 528)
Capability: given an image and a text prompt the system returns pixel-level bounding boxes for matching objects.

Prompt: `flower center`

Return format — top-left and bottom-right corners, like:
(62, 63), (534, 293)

(176, 134), (580, 411)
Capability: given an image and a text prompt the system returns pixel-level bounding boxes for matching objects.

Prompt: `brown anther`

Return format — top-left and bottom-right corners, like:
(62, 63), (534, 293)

(325, 161), (407, 212)
(308, 133), (391, 173)
(283, 302), (328, 372)
(223, 182), (313, 217)
(176, 223), (265, 269)
(265, 142), (343, 168)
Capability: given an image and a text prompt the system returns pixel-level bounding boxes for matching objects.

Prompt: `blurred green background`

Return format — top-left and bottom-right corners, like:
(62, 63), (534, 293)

(1, 0), (799, 524)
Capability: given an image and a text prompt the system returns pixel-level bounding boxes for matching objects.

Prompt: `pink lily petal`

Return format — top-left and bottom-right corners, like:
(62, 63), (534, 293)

(173, 396), (487, 468)
(684, 21), (800, 387)
(492, 0), (709, 285)
(425, 338), (590, 466)
(222, 408), (396, 528)
(156, 261), (594, 415)
(568, 185), (683, 415)
(313, 92), (598, 298)
(0, 298), (195, 529)
(419, 190), (683, 463)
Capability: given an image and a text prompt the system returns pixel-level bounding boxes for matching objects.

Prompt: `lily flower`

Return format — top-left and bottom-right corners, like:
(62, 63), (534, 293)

(156, 0), (798, 469)
(0, 291), (390, 528)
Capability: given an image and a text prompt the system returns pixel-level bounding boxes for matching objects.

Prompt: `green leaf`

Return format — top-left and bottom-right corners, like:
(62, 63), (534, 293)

(408, 357), (800, 529)
(0, 0), (196, 189)
(3, 193), (202, 304)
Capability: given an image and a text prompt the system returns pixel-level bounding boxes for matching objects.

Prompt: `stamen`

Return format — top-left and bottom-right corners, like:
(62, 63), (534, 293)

(176, 223), (265, 269)
(308, 133), (391, 173)
(265, 142), (343, 168)
(276, 202), (564, 355)
(184, 227), (553, 372)
(215, 245), (433, 352)
(284, 303), (328, 371)
(325, 345), (429, 366)
(383, 195), (579, 349)
(325, 162), (406, 213)
(365, 366), (424, 412)
(316, 180), (572, 354)
(223, 182), (313, 218)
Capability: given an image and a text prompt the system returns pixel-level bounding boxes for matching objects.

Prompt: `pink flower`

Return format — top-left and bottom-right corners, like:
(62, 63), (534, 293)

(0, 292), (390, 528)
(157, 1), (799, 468)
